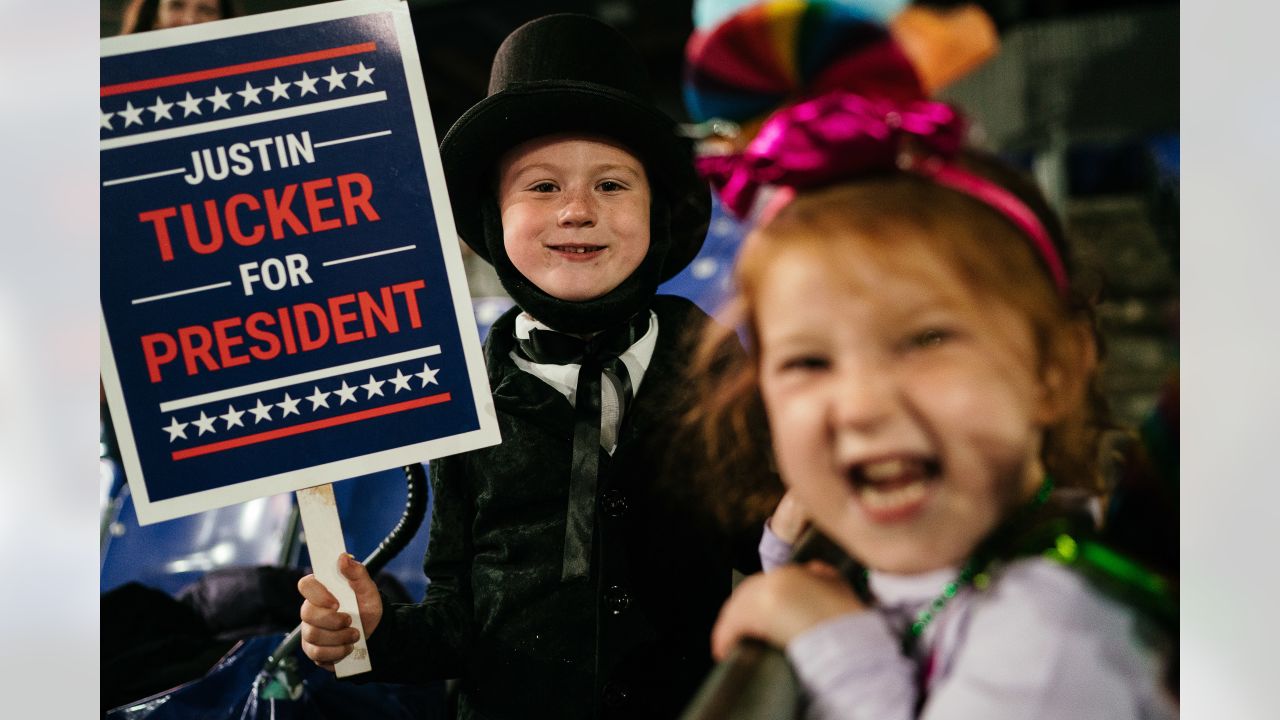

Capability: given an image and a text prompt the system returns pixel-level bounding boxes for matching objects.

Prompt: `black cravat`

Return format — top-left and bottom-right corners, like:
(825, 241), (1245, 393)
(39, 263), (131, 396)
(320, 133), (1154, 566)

(515, 312), (649, 581)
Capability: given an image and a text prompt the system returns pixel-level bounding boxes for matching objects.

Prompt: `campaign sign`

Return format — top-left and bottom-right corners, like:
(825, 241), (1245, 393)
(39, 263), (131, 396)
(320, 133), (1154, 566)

(101, 0), (500, 525)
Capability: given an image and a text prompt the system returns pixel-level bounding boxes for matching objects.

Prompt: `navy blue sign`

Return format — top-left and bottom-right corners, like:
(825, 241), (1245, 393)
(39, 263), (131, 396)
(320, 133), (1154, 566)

(101, 0), (499, 524)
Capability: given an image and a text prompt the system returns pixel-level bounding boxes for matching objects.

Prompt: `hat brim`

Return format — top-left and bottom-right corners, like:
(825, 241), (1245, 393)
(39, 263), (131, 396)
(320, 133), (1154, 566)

(440, 82), (710, 281)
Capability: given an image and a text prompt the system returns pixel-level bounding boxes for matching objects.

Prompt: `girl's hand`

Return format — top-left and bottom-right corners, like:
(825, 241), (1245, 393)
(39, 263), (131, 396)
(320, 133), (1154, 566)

(769, 490), (810, 545)
(711, 562), (865, 660)
(297, 554), (384, 671)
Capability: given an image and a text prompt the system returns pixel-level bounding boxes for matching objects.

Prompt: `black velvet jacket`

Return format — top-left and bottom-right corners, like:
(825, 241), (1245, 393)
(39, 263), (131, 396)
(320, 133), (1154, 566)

(367, 296), (767, 720)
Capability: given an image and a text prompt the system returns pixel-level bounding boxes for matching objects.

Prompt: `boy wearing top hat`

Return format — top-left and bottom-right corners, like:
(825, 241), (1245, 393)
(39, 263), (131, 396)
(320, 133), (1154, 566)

(298, 14), (773, 720)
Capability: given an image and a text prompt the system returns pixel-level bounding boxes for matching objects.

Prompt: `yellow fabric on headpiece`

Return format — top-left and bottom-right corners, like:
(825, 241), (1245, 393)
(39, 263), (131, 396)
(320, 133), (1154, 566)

(762, 0), (808, 88)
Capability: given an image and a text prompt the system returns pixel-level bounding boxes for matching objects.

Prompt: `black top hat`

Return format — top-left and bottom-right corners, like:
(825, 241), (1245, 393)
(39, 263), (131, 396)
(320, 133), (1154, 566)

(440, 14), (710, 281)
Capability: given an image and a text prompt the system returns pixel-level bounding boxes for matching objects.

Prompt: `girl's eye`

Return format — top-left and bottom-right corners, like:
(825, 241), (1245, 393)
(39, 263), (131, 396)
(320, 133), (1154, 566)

(597, 180), (625, 192)
(530, 182), (558, 193)
(779, 355), (830, 373)
(909, 328), (951, 349)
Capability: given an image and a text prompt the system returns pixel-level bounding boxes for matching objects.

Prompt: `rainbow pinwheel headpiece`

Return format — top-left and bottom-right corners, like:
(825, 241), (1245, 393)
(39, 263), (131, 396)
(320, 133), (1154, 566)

(684, 0), (923, 130)
(683, 0), (1069, 296)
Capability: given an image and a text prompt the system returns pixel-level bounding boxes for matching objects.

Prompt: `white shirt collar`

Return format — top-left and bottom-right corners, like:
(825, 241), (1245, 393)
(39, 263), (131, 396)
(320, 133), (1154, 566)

(508, 311), (660, 454)
(868, 566), (962, 607)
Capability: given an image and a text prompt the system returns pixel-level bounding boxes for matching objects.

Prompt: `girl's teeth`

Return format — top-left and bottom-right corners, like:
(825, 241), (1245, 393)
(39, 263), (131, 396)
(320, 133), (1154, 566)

(858, 479), (927, 510)
(863, 459), (908, 481)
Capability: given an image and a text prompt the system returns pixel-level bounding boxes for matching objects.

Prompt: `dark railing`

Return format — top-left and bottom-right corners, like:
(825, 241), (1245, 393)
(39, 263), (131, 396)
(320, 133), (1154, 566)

(680, 529), (862, 720)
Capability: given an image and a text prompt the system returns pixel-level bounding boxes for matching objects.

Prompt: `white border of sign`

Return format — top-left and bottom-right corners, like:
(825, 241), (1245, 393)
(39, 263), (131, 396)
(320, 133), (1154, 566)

(100, 0), (500, 525)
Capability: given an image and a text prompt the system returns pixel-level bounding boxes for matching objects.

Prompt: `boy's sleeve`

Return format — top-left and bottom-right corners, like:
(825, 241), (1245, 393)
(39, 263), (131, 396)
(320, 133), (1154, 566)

(364, 453), (474, 684)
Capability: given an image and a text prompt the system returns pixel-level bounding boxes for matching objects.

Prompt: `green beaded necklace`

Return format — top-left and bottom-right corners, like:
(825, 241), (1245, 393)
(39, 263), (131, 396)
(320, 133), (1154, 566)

(899, 473), (1055, 655)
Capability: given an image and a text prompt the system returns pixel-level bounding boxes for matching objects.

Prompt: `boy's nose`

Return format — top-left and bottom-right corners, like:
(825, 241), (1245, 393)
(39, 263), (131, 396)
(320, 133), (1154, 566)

(558, 189), (596, 228)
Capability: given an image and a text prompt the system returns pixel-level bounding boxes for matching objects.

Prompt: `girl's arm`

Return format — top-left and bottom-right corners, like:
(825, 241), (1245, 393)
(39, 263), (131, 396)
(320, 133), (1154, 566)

(760, 490), (810, 571)
(759, 520), (794, 572)
(712, 563), (917, 720)
(787, 611), (917, 720)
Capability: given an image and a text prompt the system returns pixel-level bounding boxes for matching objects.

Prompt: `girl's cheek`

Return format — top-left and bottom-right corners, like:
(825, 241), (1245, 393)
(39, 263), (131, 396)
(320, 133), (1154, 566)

(912, 361), (989, 417)
(771, 388), (820, 433)
(772, 396), (827, 476)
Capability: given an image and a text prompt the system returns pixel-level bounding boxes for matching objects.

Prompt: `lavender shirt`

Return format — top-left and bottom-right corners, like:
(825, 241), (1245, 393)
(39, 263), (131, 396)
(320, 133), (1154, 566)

(760, 524), (1177, 719)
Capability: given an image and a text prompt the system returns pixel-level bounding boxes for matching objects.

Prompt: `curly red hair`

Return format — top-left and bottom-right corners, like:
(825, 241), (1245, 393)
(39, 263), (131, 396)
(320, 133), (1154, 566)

(682, 151), (1113, 527)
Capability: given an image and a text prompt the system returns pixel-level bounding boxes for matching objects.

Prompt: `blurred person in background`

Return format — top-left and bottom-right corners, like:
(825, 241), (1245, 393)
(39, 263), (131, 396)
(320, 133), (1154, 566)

(102, 0), (244, 475)
(119, 0), (241, 34)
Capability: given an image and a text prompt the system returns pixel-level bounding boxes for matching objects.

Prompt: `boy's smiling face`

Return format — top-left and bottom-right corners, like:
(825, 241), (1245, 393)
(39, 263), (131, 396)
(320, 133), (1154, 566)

(497, 135), (651, 302)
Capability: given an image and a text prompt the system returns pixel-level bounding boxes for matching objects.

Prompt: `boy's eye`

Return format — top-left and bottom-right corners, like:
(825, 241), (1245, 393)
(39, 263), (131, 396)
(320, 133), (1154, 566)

(597, 180), (625, 192)
(530, 182), (558, 193)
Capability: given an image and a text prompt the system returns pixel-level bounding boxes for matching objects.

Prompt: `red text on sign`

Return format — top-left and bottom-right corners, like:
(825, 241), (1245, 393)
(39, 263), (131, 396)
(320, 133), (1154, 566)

(137, 172), (379, 262)
(139, 279), (425, 383)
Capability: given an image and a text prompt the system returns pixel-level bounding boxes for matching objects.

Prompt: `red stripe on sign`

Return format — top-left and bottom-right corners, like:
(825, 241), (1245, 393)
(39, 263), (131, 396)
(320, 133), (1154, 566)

(100, 42), (377, 97)
(171, 392), (451, 461)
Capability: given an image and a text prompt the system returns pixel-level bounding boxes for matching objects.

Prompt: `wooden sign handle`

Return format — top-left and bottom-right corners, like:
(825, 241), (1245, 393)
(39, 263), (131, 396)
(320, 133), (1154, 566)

(296, 483), (372, 677)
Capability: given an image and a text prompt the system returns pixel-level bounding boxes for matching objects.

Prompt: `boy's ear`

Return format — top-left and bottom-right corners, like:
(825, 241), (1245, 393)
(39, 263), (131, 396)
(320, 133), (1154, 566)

(1035, 320), (1097, 424)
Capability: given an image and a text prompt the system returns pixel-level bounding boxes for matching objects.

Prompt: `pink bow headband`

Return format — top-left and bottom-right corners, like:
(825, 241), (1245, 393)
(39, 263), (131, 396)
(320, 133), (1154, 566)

(696, 92), (1069, 295)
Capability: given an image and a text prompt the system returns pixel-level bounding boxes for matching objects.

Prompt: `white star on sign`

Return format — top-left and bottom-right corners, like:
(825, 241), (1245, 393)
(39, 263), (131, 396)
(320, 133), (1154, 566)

(307, 386), (331, 410)
(163, 416), (188, 442)
(351, 61), (375, 87)
(220, 403), (245, 429)
(323, 65), (347, 91)
(266, 75), (291, 101)
(238, 80), (263, 106)
(147, 95), (174, 122)
(294, 70), (319, 96)
(249, 398), (273, 423)
(277, 392), (302, 417)
(193, 411), (218, 436)
(100, 107), (115, 130)
(177, 91), (203, 117)
(119, 101), (145, 127)
(415, 363), (440, 387)
(388, 368), (413, 393)
(334, 380), (358, 405)
(362, 374), (386, 399)
(207, 85), (232, 112)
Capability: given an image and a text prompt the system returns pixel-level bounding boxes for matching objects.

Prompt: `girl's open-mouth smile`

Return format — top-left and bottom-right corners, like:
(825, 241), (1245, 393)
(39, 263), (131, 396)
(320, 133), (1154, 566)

(847, 457), (941, 523)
